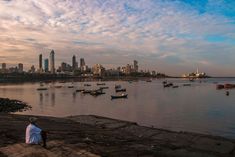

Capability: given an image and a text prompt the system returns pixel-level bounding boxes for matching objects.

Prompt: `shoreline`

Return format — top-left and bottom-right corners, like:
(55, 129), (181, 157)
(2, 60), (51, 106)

(0, 114), (235, 157)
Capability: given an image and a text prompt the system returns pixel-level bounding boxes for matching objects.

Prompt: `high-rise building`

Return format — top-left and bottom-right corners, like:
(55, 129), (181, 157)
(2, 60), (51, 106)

(50, 50), (55, 74)
(92, 64), (105, 76)
(80, 58), (85, 67)
(30, 65), (35, 73)
(72, 55), (77, 70)
(39, 54), (43, 71)
(18, 63), (23, 73)
(133, 60), (138, 72)
(2, 63), (6, 70)
(44, 59), (49, 72)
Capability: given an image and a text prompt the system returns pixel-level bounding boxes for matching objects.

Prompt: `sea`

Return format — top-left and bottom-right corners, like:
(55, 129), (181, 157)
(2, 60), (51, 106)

(1, 78), (235, 139)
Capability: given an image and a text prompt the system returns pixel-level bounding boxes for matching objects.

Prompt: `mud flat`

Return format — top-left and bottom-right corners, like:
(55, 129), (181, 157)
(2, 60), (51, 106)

(0, 114), (235, 157)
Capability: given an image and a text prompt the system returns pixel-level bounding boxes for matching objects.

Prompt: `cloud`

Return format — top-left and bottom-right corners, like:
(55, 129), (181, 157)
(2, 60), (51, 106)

(0, 0), (235, 75)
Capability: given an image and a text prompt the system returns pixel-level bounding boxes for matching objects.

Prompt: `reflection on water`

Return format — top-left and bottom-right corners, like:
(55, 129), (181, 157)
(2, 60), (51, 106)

(1, 78), (235, 139)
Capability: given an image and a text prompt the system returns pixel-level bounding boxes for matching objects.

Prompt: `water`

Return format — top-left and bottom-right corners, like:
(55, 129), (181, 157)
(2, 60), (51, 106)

(1, 78), (235, 139)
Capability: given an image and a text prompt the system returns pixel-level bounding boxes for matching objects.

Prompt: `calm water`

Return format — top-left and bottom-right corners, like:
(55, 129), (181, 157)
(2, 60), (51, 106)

(1, 78), (235, 138)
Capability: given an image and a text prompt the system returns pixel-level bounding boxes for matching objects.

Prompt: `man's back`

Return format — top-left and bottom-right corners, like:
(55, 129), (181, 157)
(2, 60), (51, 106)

(25, 124), (42, 144)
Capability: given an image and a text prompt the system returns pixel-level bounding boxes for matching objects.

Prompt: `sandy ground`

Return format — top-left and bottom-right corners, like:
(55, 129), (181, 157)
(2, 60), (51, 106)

(0, 113), (235, 157)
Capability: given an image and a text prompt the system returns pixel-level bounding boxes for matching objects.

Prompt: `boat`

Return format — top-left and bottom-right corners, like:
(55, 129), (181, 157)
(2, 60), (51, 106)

(116, 88), (126, 92)
(37, 87), (48, 91)
(82, 90), (92, 94)
(97, 83), (106, 86)
(162, 81), (167, 85)
(163, 83), (173, 88)
(115, 85), (121, 89)
(146, 80), (152, 82)
(76, 89), (85, 92)
(111, 94), (128, 99)
(99, 86), (109, 90)
(55, 86), (62, 88)
(183, 84), (191, 86)
(68, 86), (74, 88)
(90, 90), (105, 96)
(216, 84), (224, 90)
(172, 85), (179, 88)
(84, 84), (91, 87)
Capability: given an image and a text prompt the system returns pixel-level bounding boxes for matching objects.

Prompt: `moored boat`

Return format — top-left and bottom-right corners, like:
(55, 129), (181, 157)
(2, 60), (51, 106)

(97, 83), (106, 86)
(37, 87), (48, 91)
(116, 88), (126, 92)
(111, 94), (128, 99)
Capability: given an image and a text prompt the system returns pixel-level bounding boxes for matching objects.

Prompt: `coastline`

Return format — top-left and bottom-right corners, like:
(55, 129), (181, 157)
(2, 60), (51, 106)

(0, 114), (235, 157)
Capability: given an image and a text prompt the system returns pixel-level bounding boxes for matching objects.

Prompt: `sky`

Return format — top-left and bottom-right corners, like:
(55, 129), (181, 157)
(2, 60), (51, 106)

(0, 0), (235, 76)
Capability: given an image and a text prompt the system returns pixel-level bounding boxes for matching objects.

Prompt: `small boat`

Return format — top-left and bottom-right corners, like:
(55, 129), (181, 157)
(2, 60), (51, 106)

(116, 88), (126, 92)
(162, 81), (167, 85)
(172, 85), (179, 88)
(97, 83), (106, 86)
(37, 87), (48, 91)
(55, 86), (62, 88)
(76, 89), (85, 92)
(216, 84), (224, 90)
(99, 86), (109, 90)
(90, 90), (105, 96)
(146, 80), (152, 82)
(111, 94), (128, 99)
(115, 85), (121, 89)
(224, 84), (235, 89)
(226, 91), (230, 96)
(84, 84), (91, 87)
(82, 90), (92, 94)
(164, 83), (173, 88)
(183, 84), (191, 86)
(68, 86), (74, 88)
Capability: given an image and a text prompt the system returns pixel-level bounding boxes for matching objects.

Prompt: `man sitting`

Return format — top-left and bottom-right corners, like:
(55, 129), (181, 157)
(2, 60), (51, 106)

(25, 117), (47, 147)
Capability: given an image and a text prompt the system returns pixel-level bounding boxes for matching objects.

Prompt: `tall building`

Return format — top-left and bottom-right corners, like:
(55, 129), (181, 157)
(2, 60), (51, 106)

(133, 60), (138, 72)
(50, 50), (55, 74)
(39, 54), (43, 72)
(72, 55), (77, 70)
(2, 63), (6, 70)
(18, 63), (23, 73)
(80, 58), (85, 67)
(92, 64), (105, 76)
(44, 59), (49, 72)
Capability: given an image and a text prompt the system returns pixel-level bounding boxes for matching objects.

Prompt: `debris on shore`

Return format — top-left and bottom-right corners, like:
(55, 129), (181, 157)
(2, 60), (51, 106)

(0, 98), (31, 113)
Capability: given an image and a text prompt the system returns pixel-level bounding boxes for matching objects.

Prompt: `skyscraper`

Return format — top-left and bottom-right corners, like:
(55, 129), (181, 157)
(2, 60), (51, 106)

(50, 50), (55, 74)
(80, 58), (85, 67)
(133, 60), (138, 72)
(72, 55), (77, 70)
(44, 59), (49, 72)
(18, 63), (23, 73)
(2, 63), (6, 70)
(39, 54), (42, 71)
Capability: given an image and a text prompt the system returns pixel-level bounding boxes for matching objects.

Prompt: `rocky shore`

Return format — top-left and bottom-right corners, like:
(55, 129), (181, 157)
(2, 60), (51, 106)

(0, 114), (235, 157)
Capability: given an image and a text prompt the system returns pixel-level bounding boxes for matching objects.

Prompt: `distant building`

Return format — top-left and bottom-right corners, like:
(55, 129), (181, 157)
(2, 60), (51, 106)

(182, 68), (207, 78)
(18, 63), (23, 73)
(61, 62), (72, 72)
(125, 64), (132, 75)
(2, 63), (6, 70)
(72, 55), (78, 70)
(44, 59), (49, 72)
(29, 65), (35, 73)
(133, 60), (138, 72)
(80, 58), (85, 67)
(50, 50), (55, 74)
(39, 54), (43, 72)
(92, 64), (105, 76)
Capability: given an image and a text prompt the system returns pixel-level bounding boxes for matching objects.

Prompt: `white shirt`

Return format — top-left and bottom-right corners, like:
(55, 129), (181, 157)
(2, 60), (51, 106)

(25, 124), (42, 144)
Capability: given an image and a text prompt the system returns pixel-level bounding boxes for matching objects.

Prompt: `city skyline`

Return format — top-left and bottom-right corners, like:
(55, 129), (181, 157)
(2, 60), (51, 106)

(0, 0), (235, 76)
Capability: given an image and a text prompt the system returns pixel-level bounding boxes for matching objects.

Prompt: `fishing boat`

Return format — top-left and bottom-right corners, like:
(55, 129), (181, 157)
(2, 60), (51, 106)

(163, 83), (173, 88)
(111, 94), (128, 99)
(115, 85), (121, 89)
(146, 80), (152, 82)
(37, 87), (48, 91)
(84, 84), (91, 87)
(97, 83), (106, 86)
(183, 84), (191, 86)
(116, 88), (126, 92)
(90, 90), (105, 96)
(99, 86), (109, 90)
(76, 89), (85, 92)
(172, 85), (179, 88)
(82, 90), (92, 94)
(68, 86), (74, 88)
